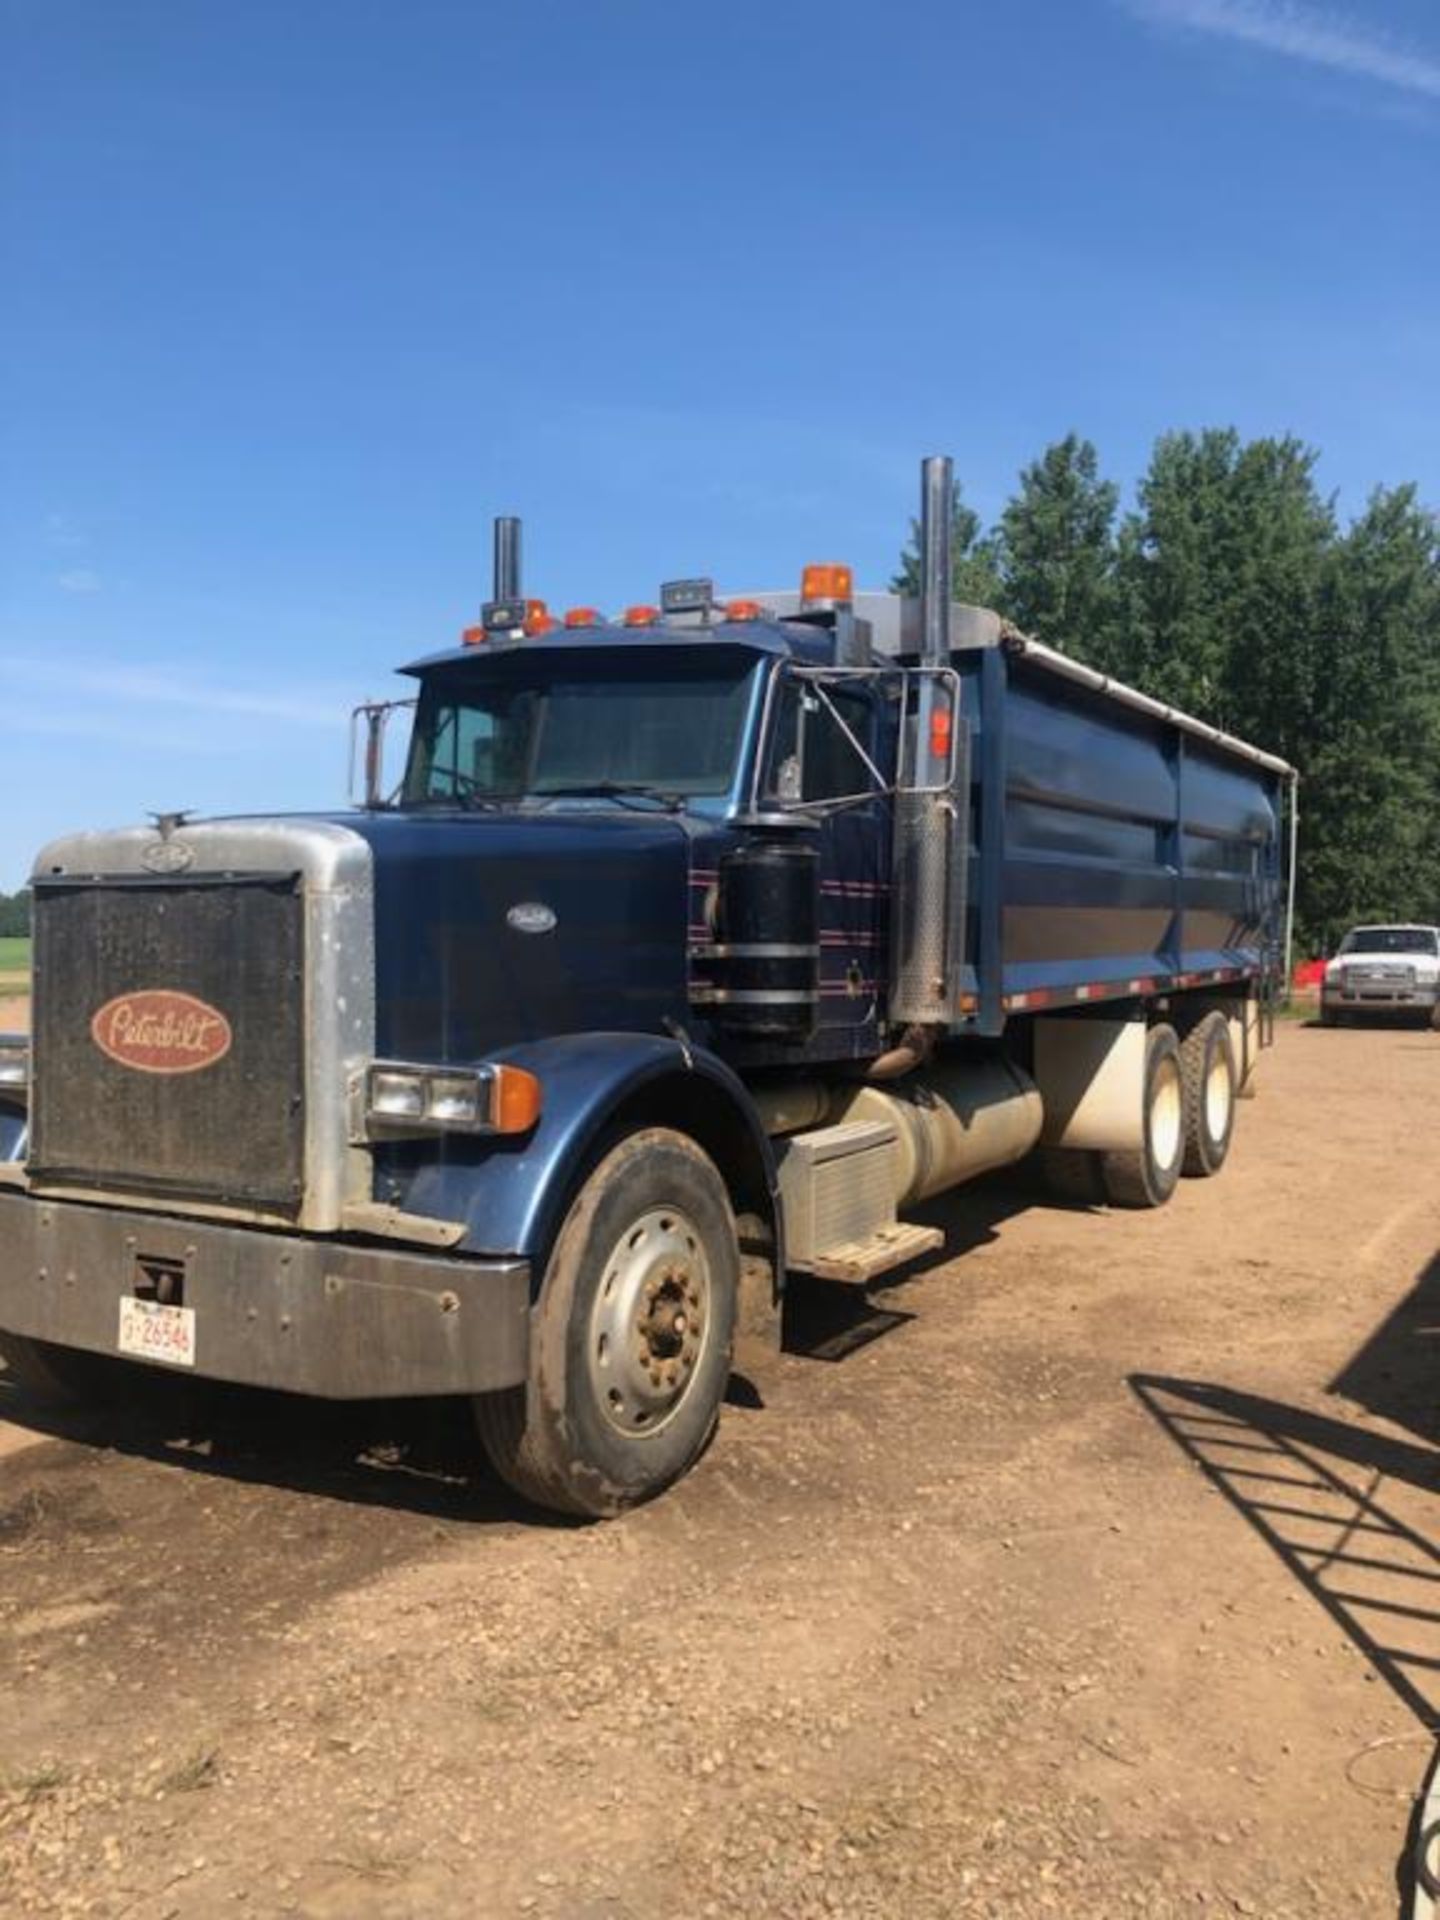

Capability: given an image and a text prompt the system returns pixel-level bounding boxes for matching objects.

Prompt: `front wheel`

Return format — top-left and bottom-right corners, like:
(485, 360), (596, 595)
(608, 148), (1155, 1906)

(1101, 1024), (1185, 1210)
(475, 1128), (739, 1518)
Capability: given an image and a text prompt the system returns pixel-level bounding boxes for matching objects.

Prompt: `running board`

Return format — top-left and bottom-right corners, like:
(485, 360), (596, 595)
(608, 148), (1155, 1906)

(798, 1221), (944, 1285)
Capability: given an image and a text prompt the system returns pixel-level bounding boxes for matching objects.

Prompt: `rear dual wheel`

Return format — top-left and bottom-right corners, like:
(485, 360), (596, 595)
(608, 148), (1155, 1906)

(475, 1128), (738, 1519)
(1100, 1023), (1185, 1209)
(1098, 1014), (1238, 1207)
(1179, 1012), (1236, 1178)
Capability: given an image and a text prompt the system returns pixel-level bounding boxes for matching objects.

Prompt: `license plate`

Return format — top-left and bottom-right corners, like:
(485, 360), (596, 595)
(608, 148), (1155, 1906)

(117, 1296), (196, 1368)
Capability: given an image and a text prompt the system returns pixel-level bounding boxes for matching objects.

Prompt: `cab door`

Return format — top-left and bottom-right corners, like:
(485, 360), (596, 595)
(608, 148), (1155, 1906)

(760, 668), (892, 1057)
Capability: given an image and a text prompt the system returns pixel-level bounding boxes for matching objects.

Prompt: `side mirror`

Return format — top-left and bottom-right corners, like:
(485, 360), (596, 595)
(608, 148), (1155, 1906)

(348, 700), (417, 809)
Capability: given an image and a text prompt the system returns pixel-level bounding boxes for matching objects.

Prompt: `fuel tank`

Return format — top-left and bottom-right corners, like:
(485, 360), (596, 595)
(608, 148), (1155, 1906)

(833, 1054), (1043, 1204)
(753, 1052), (1043, 1205)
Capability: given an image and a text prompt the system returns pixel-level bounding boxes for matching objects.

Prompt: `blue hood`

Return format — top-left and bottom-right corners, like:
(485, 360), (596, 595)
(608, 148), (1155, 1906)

(340, 810), (694, 1061)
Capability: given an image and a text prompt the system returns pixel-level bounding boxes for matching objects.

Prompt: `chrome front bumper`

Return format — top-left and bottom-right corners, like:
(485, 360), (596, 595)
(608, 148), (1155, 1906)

(0, 1191), (529, 1399)
(1323, 984), (1439, 1011)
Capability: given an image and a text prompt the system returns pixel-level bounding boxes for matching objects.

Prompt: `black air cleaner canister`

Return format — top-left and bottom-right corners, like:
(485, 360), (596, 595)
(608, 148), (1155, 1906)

(707, 839), (819, 1036)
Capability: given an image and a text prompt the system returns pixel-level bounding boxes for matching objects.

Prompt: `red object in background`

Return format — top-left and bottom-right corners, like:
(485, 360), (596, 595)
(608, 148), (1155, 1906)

(1293, 959), (1327, 991)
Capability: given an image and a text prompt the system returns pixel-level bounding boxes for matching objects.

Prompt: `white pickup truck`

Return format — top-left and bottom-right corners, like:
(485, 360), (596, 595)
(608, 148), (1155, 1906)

(1320, 924), (1440, 1026)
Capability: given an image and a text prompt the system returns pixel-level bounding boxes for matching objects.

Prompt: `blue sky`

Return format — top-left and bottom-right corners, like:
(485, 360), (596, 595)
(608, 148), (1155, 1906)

(2, 0), (1437, 890)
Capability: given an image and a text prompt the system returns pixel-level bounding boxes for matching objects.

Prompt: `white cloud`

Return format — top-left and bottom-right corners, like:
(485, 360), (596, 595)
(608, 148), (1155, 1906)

(0, 656), (350, 730)
(44, 512), (88, 551)
(1124, 0), (1440, 102)
(56, 569), (102, 594)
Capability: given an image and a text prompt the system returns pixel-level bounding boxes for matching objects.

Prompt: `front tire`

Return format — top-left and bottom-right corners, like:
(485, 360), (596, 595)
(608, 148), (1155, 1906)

(1101, 1024), (1185, 1210)
(1180, 1012), (1236, 1178)
(475, 1128), (739, 1519)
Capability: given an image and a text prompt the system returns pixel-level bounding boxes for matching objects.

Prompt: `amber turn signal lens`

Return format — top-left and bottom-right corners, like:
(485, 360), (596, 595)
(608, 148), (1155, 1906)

(725, 599), (763, 621)
(523, 599), (555, 636)
(564, 607), (602, 628)
(461, 625), (486, 647)
(491, 1064), (542, 1134)
(801, 563), (853, 603)
(623, 604), (660, 627)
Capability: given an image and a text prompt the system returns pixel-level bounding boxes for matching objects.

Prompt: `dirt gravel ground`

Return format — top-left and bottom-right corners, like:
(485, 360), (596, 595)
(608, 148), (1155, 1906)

(1, 1019), (1437, 1920)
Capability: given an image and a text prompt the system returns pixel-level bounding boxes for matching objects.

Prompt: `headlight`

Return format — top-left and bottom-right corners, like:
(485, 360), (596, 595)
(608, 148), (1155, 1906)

(0, 1035), (29, 1102)
(359, 1061), (541, 1139)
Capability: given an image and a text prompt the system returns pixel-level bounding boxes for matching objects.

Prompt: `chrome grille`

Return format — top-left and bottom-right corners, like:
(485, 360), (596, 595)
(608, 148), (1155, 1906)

(29, 874), (306, 1212)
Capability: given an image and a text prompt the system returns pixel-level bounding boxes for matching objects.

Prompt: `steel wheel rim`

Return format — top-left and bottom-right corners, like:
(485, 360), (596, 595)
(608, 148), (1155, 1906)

(1151, 1057), (1183, 1171)
(1204, 1046), (1232, 1143)
(588, 1206), (711, 1437)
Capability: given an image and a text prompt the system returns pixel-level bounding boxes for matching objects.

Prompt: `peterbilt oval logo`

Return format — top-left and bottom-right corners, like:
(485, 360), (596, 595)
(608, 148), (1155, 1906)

(141, 840), (195, 874)
(90, 991), (233, 1075)
(506, 902), (557, 935)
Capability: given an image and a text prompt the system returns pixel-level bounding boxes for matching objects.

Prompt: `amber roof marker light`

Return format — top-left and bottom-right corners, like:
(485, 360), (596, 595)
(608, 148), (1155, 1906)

(800, 562), (854, 607)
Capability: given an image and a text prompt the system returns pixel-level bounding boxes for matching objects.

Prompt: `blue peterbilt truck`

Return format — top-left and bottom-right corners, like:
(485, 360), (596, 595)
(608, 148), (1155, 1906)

(0, 460), (1293, 1517)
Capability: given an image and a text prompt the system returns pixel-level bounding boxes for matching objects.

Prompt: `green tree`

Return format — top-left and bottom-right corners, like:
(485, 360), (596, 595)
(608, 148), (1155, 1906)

(891, 478), (1004, 607)
(1110, 430), (1333, 752)
(0, 891), (31, 938)
(994, 434), (1119, 656)
(1300, 485), (1440, 944)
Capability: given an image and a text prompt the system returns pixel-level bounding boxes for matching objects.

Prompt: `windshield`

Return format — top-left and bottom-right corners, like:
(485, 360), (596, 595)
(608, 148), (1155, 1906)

(403, 653), (758, 807)
(1339, 927), (1438, 956)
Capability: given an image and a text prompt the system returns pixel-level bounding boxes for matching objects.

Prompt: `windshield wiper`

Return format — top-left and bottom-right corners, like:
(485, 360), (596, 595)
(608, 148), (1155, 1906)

(531, 781), (685, 813)
(407, 789), (508, 813)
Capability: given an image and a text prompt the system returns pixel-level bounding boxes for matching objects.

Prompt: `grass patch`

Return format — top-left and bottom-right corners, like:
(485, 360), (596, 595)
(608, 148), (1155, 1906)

(7, 1761), (73, 1802)
(159, 1747), (221, 1794)
(0, 937), (30, 995)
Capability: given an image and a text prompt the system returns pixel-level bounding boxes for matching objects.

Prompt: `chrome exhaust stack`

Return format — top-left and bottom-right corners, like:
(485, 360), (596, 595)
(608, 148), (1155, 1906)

(888, 456), (969, 1032)
(919, 454), (953, 666)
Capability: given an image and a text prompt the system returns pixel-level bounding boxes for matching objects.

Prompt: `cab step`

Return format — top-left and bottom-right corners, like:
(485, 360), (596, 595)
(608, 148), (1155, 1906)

(802, 1221), (944, 1285)
(775, 1117), (944, 1284)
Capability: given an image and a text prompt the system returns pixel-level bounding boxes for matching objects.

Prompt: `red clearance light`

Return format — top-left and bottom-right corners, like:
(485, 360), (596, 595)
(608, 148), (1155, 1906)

(801, 562), (853, 604)
(523, 599), (555, 636)
(623, 604), (660, 627)
(928, 701), (953, 761)
(461, 624), (486, 648)
(564, 606), (602, 628)
(725, 598), (763, 622)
